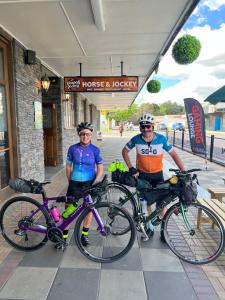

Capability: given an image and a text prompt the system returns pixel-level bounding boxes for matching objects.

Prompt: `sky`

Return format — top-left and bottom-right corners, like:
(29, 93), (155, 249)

(135, 0), (225, 106)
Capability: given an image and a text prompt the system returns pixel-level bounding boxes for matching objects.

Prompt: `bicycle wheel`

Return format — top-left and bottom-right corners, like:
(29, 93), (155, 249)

(104, 183), (135, 216)
(0, 196), (50, 251)
(74, 202), (136, 263)
(162, 202), (225, 265)
(103, 183), (136, 236)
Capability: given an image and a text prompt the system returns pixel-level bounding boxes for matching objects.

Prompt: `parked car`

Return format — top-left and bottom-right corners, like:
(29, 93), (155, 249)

(158, 122), (167, 130)
(172, 122), (185, 131)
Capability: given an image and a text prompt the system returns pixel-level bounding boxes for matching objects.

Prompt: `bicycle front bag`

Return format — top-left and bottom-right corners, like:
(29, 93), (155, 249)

(182, 180), (198, 205)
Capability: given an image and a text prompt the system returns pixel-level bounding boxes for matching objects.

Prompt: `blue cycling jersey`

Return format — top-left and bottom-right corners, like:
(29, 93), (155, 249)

(66, 143), (103, 182)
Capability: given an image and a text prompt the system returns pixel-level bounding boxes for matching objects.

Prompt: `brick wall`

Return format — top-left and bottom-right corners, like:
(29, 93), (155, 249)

(13, 40), (45, 181)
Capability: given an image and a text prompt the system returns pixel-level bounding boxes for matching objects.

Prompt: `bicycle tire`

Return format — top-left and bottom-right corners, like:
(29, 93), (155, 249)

(74, 202), (136, 263)
(162, 202), (225, 265)
(0, 196), (50, 251)
(105, 183), (136, 215)
(103, 183), (136, 235)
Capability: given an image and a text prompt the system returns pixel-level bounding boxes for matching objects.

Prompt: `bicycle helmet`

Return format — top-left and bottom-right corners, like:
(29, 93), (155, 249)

(77, 122), (94, 134)
(139, 113), (154, 124)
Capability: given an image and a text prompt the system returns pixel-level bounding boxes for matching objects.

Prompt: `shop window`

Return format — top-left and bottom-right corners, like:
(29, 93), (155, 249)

(63, 98), (75, 128)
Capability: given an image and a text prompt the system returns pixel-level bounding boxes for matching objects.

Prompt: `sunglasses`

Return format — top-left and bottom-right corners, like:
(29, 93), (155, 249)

(140, 124), (152, 130)
(79, 132), (92, 137)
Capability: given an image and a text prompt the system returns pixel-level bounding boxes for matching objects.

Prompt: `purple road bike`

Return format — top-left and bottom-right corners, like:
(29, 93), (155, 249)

(0, 175), (136, 263)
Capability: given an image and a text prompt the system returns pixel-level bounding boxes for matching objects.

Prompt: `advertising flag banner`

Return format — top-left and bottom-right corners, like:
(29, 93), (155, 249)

(184, 98), (206, 155)
(64, 76), (138, 93)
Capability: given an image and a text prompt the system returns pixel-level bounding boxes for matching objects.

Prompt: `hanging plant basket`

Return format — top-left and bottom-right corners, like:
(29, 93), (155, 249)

(147, 80), (161, 93)
(172, 34), (201, 65)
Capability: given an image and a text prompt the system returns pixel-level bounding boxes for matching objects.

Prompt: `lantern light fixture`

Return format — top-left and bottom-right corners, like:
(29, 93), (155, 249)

(41, 74), (50, 92)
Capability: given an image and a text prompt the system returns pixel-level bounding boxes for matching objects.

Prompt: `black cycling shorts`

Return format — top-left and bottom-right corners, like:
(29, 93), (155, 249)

(66, 179), (94, 201)
(138, 171), (164, 187)
(138, 171), (164, 206)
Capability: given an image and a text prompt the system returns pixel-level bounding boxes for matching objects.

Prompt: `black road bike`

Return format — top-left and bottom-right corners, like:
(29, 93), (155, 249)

(104, 168), (225, 265)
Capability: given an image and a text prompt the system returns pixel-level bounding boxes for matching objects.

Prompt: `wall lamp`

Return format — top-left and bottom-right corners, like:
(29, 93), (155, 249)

(41, 74), (51, 92)
(90, 0), (105, 32)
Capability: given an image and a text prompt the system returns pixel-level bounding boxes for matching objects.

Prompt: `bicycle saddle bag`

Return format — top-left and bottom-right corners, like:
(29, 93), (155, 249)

(9, 178), (32, 193)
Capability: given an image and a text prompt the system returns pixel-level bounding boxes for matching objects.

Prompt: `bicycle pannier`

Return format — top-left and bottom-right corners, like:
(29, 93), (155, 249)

(111, 170), (137, 187)
(182, 180), (198, 205)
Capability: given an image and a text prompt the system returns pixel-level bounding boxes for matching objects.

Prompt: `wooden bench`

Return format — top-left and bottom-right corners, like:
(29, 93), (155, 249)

(207, 187), (225, 203)
(197, 198), (225, 229)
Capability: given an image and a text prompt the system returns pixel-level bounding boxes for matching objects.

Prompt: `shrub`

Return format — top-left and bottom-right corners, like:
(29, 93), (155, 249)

(172, 34), (201, 65)
(147, 80), (161, 93)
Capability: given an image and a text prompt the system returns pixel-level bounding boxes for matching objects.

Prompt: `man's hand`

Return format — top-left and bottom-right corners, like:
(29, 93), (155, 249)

(129, 167), (139, 177)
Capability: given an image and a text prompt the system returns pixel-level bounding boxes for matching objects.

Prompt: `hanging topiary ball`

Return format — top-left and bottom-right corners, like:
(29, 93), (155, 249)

(172, 34), (201, 65)
(147, 79), (161, 93)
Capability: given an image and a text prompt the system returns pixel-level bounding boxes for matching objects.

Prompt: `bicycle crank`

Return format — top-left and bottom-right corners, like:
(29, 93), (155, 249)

(47, 227), (64, 243)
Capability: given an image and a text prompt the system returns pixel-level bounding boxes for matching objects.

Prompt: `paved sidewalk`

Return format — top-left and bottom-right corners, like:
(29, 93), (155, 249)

(0, 136), (225, 299)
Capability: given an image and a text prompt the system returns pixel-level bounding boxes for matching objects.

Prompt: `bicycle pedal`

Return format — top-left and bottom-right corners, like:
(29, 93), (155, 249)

(141, 235), (149, 242)
(55, 242), (68, 251)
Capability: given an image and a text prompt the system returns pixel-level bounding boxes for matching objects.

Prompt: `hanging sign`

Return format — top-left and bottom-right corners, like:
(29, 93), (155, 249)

(64, 76), (139, 92)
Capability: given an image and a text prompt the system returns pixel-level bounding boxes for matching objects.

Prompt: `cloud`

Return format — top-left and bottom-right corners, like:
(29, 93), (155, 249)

(136, 22), (225, 106)
(201, 0), (225, 10)
(210, 67), (225, 78)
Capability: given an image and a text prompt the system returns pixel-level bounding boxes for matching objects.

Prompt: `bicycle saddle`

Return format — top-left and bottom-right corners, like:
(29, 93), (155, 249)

(82, 175), (108, 195)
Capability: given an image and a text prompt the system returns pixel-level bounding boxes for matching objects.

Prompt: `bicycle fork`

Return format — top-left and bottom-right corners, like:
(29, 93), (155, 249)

(91, 207), (107, 236)
(180, 203), (195, 236)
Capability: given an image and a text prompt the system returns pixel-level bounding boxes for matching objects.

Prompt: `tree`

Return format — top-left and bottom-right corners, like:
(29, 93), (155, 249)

(109, 104), (138, 122)
(159, 101), (184, 115)
(136, 103), (161, 118)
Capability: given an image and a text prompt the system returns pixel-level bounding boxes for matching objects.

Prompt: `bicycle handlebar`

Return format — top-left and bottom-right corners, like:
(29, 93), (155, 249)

(169, 168), (202, 174)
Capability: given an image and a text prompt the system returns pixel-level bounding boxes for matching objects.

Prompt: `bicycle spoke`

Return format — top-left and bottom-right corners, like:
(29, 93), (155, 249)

(0, 197), (48, 251)
(74, 202), (135, 263)
(164, 203), (225, 264)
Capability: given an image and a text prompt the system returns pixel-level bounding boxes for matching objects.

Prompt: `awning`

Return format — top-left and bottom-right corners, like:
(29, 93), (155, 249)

(204, 85), (225, 104)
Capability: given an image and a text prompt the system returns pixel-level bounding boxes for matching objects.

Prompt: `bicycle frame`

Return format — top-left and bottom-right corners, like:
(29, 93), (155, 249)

(111, 182), (184, 227)
(22, 193), (107, 236)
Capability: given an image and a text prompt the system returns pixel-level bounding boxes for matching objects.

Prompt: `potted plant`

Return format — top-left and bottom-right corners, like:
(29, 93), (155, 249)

(172, 34), (201, 65)
(147, 79), (161, 93)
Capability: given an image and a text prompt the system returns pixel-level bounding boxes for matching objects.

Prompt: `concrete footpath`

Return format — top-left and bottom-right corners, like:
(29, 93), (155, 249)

(0, 135), (225, 300)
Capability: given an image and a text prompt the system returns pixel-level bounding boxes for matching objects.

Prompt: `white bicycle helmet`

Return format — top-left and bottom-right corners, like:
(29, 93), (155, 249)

(139, 113), (154, 124)
(77, 122), (93, 134)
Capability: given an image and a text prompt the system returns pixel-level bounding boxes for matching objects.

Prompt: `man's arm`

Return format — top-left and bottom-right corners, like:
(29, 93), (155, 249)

(122, 147), (139, 176)
(122, 147), (133, 169)
(169, 149), (185, 171)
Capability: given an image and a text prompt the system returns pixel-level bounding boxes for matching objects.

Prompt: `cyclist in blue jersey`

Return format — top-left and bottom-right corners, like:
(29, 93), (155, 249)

(57, 122), (103, 248)
(122, 113), (185, 239)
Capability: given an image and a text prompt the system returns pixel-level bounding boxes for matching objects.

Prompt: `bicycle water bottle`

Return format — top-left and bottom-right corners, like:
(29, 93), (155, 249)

(141, 200), (154, 231)
(51, 206), (60, 222)
(62, 204), (77, 219)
